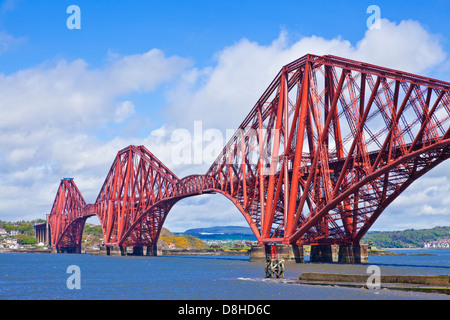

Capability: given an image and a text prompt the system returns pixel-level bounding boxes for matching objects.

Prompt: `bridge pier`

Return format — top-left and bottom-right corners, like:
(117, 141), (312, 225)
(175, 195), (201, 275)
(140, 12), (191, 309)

(310, 244), (368, 263)
(310, 245), (339, 263)
(101, 245), (126, 256)
(249, 244), (304, 262)
(34, 216), (51, 245)
(250, 244), (368, 264)
(131, 246), (143, 256)
(55, 246), (82, 253)
(102, 245), (162, 256)
(338, 244), (368, 264)
(145, 245), (162, 256)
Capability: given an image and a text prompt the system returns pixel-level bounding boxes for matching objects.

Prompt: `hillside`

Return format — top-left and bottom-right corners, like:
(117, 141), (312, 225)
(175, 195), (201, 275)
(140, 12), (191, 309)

(181, 226), (257, 241)
(362, 226), (450, 248)
(184, 226), (254, 235)
(158, 227), (208, 249)
(81, 225), (208, 250)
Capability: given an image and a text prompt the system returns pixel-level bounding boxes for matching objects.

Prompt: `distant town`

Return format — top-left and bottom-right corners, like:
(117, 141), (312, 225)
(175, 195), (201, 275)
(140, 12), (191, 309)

(423, 239), (450, 248)
(0, 220), (45, 251)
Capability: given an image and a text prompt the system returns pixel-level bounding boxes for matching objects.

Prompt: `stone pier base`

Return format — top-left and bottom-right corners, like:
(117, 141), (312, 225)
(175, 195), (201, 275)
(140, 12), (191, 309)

(55, 246), (82, 253)
(145, 245), (161, 256)
(249, 245), (266, 262)
(309, 244), (368, 263)
(100, 245), (162, 256)
(310, 245), (339, 263)
(132, 246), (143, 256)
(338, 245), (368, 264)
(249, 244), (304, 262)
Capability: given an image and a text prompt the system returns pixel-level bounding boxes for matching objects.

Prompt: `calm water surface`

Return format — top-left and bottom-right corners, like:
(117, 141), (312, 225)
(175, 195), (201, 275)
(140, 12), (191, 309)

(0, 249), (449, 300)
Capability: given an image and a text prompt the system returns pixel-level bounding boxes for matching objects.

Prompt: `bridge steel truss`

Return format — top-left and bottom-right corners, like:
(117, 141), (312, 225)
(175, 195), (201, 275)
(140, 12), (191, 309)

(48, 54), (450, 251)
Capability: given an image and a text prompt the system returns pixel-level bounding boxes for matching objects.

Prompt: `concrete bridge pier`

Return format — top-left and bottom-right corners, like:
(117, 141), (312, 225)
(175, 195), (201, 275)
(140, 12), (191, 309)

(310, 245), (339, 263)
(250, 244), (368, 264)
(249, 244), (304, 262)
(101, 245), (124, 256)
(145, 245), (162, 256)
(310, 244), (368, 263)
(54, 246), (82, 253)
(338, 244), (368, 264)
(102, 245), (162, 256)
(131, 246), (143, 256)
(125, 245), (161, 256)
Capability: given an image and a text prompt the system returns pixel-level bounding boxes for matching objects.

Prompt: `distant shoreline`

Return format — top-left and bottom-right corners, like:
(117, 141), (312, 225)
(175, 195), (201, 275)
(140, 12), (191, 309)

(2, 246), (447, 255)
(0, 248), (52, 253)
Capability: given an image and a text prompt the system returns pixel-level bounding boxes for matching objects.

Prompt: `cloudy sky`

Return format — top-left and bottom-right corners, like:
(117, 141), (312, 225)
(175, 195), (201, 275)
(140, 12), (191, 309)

(0, 0), (449, 232)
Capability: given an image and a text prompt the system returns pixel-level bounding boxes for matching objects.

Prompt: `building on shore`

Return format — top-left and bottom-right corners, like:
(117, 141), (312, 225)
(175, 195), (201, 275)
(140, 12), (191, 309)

(423, 238), (450, 248)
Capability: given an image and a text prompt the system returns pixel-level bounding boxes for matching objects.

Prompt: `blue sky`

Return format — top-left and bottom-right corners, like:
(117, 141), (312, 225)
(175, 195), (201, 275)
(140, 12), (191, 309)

(2, 1), (449, 77)
(0, 0), (449, 232)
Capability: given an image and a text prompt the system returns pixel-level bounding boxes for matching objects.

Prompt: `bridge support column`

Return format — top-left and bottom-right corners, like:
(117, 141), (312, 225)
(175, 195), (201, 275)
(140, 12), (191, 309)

(130, 246), (144, 256)
(338, 245), (368, 264)
(249, 244), (304, 262)
(277, 244), (304, 263)
(102, 245), (162, 256)
(56, 246), (82, 253)
(310, 245), (339, 263)
(103, 246), (125, 256)
(145, 245), (161, 256)
(249, 245), (265, 262)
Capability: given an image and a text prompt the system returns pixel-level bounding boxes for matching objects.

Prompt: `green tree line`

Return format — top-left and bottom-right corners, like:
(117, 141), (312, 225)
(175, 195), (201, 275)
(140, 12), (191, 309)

(362, 226), (450, 248)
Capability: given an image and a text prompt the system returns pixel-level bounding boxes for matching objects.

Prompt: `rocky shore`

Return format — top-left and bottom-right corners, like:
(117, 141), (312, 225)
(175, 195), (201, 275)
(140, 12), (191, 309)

(367, 247), (404, 255)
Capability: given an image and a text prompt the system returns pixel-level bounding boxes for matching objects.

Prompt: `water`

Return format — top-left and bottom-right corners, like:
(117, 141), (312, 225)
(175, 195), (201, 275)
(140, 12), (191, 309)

(0, 249), (449, 300)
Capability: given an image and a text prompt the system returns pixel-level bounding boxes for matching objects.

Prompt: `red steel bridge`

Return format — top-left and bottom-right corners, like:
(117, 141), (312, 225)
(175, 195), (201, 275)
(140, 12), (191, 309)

(46, 54), (450, 256)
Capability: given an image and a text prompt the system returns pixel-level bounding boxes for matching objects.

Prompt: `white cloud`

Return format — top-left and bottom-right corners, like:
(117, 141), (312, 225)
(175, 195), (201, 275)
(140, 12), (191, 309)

(114, 100), (135, 123)
(0, 49), (191, 134)
(354, 19), (446, 73)
(0, 49), (191, 221)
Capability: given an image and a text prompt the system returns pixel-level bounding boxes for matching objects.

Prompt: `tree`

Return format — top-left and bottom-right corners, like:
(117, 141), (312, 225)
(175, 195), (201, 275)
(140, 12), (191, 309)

(16, 234), (37, 245)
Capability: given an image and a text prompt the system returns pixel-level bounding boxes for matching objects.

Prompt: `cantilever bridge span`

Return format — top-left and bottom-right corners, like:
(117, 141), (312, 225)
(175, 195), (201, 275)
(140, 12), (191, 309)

(47, 54), (450, 257)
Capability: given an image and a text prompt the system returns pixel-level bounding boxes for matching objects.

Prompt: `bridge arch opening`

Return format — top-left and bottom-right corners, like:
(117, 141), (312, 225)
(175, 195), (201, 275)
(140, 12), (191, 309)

(163, 194), (250, 234)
